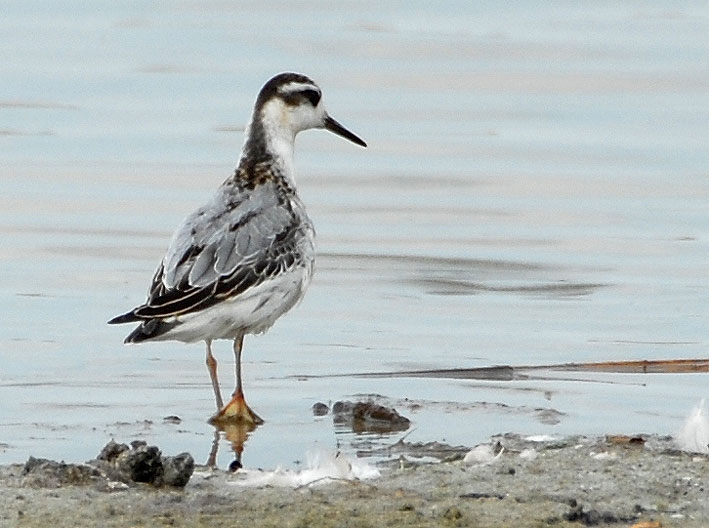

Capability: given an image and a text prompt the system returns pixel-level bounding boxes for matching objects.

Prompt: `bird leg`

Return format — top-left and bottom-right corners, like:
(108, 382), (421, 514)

(205, 339), (224, 410)
(210, 335), (264, 426)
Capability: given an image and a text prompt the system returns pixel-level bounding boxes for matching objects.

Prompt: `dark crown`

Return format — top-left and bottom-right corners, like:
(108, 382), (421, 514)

(254, 72), (321, 110)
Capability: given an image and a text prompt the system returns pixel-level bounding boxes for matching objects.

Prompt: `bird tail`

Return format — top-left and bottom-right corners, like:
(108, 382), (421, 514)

(107, 310), (141, 325)
(108, 309), (177, 343)
(123, 319), (178, 344)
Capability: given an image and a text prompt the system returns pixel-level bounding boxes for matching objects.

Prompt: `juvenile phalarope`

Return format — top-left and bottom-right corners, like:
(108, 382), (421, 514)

(109, 73), (366, 425)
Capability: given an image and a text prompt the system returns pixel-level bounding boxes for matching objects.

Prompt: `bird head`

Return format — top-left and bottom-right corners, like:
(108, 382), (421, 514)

(253, 72), (367, 148)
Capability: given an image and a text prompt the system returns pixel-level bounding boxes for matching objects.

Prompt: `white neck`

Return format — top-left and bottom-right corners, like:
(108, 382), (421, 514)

(262, 120), (296, 180)
(240, 100), (299, 185)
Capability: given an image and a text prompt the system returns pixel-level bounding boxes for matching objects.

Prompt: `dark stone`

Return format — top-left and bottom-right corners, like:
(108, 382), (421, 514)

(122, 445), (163, 483)
(332, 401), (353, 415)
(332, 400), (410, 434)
(161, 453), (194, 487)
(96, 440), (129, 462)
(312, 402), (329, 416)
(443, 506), (463, 521)
(459, 491), (504, 500)
(22, 457), (101, 488)
(93, 440), (194, 488)
(564, 504), (584, 522)
(563, 503), (619, 526)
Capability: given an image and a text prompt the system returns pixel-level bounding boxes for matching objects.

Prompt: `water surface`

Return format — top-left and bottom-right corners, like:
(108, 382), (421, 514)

(1, 1), (708, 468)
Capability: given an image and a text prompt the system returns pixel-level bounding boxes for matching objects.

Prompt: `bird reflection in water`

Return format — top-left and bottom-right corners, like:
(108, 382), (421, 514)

(206, 420), (261, 470)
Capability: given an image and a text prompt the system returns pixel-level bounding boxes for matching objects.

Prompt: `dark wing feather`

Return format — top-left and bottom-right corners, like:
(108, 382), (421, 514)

(125, 180), (312, 321)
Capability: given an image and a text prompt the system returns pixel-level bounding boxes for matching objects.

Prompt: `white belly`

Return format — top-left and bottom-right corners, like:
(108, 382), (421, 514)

(152, 264), (313, 343)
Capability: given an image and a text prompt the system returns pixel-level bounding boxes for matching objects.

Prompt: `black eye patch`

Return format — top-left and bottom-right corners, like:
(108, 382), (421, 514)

(301, 89), (321, 106)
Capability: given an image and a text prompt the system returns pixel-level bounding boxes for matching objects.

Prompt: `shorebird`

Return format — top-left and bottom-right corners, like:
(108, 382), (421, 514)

(109, 73), (366, 425)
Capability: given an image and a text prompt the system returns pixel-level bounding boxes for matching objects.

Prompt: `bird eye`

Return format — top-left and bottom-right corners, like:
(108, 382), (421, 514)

(301, 89), (321, 106)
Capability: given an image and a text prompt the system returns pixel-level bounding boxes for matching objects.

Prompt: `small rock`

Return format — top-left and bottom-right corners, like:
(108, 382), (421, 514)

(459, 491), (504, 500)
(606, 435), (645, 446)
(163, 415), (182, 424)
(121, 444), (163, 483)
(96, 440), (129, 462)
(332, 401), (354, 415)
(564, 503), (619, 526)
(332, 400), (410, 433)
(94, 440), (194, 488)
(22, 457), (101, 488)
(312, 402), (329, 416)
(161, 453), (194, 487)
(564, 504), (584, 522)
(535, 408), (565, 425)
(443, 505), (463, 521)
(106, 480), (130, 491)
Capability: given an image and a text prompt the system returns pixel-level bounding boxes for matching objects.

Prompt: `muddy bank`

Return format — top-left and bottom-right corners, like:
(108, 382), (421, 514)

(1, 433), (707, 528)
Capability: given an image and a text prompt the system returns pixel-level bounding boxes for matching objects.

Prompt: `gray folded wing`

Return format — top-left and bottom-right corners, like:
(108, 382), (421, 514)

(134, 181), (312, 319)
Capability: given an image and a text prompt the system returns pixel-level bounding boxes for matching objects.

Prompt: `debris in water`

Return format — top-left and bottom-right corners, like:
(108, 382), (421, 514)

(332, 400), (410, 433)
(311, 402), (329, 416)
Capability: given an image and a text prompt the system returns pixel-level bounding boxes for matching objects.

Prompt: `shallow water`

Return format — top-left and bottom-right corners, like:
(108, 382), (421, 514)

(2, 2), (708, 469)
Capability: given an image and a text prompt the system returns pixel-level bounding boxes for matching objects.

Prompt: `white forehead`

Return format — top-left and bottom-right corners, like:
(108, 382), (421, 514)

(279, 81), (320, 95)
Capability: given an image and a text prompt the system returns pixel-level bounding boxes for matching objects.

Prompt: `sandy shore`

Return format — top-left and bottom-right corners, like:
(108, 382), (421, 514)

(1, 433), (707, 528)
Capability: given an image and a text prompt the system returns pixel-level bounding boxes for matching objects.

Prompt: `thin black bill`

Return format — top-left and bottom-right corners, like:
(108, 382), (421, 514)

(323, 115), (367, 147)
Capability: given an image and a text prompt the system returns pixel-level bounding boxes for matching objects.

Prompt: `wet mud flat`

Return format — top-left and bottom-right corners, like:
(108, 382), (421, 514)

(1, 433), (707, 528)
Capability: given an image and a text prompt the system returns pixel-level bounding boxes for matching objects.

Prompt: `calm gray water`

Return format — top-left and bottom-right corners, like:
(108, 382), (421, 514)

(2, 1), (708, 469)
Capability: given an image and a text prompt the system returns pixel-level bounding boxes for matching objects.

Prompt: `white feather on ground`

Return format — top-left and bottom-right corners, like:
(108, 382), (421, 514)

(463, 443), (504, 465)
(676, 398), (709, 454)
(230, 451), (380, 488)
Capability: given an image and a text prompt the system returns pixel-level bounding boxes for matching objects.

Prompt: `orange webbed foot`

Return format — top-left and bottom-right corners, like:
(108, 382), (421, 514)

(209, 390), (264, 427)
